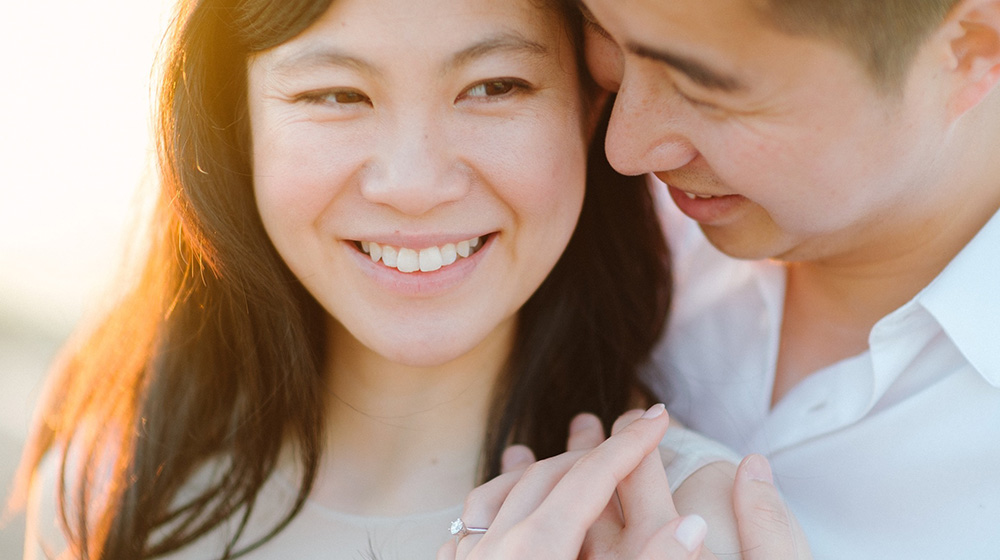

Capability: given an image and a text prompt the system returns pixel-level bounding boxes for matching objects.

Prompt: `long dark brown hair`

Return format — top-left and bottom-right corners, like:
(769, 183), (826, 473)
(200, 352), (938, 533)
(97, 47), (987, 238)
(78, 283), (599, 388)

(14, 0), (670, 558)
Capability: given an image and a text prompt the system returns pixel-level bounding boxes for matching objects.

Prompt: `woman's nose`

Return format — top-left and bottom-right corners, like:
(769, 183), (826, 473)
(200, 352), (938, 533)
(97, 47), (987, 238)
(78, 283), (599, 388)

(604, 69), (698, 177)
(361, 119), (469, 216)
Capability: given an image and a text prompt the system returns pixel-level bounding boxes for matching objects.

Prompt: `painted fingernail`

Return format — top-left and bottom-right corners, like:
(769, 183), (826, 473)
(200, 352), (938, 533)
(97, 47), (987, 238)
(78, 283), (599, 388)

(641, 403), (666, 419)
(674, 514), (707, 553)
(741, 454), (774, 484)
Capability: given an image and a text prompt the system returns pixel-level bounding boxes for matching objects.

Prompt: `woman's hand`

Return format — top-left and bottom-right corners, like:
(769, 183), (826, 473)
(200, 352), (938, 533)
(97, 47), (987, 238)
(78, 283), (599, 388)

(437, 405), (713, 560)
(438, 406), (812, 560)
(559, 413), (812, 560)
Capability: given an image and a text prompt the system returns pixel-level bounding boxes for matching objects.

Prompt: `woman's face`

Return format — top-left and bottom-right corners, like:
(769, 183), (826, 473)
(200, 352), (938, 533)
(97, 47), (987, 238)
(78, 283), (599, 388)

(248, 0), (588, 367)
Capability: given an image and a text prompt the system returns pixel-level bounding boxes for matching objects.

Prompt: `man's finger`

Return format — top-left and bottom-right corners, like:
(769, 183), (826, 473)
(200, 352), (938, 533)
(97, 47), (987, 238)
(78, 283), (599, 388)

(635, 515), (713, 560)
(732, 454), (812, 560)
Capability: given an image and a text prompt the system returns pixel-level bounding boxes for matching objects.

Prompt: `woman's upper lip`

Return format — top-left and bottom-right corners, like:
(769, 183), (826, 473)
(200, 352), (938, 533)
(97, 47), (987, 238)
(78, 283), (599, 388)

(345, 232), (492, 248)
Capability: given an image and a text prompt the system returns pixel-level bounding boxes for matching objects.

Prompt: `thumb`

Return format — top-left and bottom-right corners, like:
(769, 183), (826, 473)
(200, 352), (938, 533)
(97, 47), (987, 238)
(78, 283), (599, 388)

(732, 455), (812, 560)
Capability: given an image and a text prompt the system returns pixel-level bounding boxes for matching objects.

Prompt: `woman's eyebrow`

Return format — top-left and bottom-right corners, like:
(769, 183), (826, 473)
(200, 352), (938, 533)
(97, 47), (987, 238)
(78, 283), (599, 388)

(265, 33), (548, 78)
(446, 33), (549, 72)
(267, 47), (376, 77)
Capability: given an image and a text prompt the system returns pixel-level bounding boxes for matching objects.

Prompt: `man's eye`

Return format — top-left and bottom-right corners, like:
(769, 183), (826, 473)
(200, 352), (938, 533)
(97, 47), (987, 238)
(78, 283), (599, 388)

(582, 15), (613, 42)
(675, 88), (720, 111)
(579, 5), (614, 41)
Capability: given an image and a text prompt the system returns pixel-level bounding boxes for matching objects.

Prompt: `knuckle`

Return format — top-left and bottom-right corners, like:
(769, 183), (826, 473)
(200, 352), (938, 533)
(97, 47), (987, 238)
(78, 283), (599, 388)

(749, 500), (794, 537)
(519, 458), (550, 481)
(463, 477), (506, 513)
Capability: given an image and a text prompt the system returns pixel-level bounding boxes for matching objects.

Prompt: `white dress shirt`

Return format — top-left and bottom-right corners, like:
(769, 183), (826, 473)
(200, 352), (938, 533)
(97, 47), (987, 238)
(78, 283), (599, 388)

(649, 180), (1000, 560)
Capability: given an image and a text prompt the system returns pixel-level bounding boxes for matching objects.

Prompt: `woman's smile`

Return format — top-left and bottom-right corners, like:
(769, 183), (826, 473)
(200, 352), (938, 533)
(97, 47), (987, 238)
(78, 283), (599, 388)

(344, 232), (496, 298)
(355, 233), (488, 273)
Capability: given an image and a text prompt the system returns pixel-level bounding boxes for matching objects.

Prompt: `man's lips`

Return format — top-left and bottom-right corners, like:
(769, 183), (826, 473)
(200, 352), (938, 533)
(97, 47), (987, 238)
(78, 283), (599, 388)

(667, 186), (747, 224)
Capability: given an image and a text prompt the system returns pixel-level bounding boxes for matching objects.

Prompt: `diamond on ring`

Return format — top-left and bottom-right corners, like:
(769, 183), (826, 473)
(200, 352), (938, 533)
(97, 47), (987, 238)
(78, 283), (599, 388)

(449, 518), (488, 542)
(450, 518), (467, 537)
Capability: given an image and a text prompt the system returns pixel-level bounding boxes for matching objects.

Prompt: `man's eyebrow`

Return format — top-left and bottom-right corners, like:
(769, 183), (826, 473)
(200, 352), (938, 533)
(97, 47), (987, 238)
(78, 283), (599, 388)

(626, 42), (745, 92)
(447, 33), (549, 71)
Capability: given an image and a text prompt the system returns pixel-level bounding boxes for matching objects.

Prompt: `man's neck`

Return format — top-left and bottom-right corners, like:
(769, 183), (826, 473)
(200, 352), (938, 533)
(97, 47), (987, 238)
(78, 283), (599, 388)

(772, 180), (1000, 407)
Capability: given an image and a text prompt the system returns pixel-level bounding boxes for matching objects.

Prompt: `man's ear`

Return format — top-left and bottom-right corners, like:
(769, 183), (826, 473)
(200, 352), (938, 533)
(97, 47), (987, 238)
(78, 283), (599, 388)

(943, 0), (1000, 118)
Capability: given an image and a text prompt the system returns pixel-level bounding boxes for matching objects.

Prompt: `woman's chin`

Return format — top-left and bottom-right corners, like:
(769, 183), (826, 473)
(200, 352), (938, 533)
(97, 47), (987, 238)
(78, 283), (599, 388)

(331, 313), (516, 373)
(373, 341), (479, 369)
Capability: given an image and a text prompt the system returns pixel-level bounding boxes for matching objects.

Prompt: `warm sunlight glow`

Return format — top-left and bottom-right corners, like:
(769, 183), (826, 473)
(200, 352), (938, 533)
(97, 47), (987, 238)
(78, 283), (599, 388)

(0, 1), (175, 330)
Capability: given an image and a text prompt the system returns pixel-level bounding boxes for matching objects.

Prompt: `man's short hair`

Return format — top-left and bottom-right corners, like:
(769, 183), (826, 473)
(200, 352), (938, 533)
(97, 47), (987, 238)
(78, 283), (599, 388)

(754, 0), (961, 91)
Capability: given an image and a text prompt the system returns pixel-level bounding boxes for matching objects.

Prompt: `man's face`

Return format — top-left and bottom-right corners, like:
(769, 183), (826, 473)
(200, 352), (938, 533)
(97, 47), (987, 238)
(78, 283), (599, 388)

(581, 0), (955, 264)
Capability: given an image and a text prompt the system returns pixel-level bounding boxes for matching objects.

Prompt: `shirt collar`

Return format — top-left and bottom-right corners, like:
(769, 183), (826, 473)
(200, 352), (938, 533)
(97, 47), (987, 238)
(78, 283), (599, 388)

(917, 209), (1000, 387)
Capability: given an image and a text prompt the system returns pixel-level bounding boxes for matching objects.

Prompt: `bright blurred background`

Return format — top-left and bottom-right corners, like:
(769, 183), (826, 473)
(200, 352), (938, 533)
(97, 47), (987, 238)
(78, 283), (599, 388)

(0, 1), (174, 556)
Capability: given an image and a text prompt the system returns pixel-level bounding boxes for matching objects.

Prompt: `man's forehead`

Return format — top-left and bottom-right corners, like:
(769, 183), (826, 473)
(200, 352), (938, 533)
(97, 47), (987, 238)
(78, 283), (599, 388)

(582, 0), (763, 91)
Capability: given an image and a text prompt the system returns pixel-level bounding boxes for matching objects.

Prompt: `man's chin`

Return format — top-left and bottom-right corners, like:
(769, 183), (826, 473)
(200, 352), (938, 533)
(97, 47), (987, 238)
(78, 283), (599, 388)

(698, 224), (794, 262)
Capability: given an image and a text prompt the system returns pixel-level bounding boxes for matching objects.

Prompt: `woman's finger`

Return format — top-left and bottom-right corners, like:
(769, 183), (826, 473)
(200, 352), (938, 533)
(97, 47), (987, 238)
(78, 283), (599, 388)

(488, 413), (602, 531)
(501, 445), (536, 474)
(732, 454), (812, 560)
(608, 407), (677, 528)
(610, 409), (645, 435)
(566, 412), (606, 452)
(455, 405), (671, 559)
(582, 408), (677, 557)
(487, 451), (586, 533)
(437, 538), (457, 560)
(582, 408), (646, 546)
(511, 404), (670, 553)
(458, 467), (533, 541)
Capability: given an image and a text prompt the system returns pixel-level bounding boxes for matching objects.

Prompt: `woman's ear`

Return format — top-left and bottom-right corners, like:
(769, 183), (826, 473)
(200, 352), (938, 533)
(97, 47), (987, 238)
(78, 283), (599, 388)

(942, 0), (1000, 118)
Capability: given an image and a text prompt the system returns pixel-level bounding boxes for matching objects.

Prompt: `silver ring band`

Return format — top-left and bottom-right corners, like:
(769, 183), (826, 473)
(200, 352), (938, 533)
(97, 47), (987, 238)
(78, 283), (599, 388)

(450, 518), (488, 542)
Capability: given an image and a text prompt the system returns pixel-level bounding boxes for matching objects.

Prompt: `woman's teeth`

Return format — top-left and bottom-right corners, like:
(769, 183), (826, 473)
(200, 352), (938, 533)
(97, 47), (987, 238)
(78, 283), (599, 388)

(359, 236), (484, 273)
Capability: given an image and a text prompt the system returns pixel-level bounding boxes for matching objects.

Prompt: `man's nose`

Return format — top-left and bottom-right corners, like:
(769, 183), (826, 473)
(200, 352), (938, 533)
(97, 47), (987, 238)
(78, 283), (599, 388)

(604, 68), (698, 177)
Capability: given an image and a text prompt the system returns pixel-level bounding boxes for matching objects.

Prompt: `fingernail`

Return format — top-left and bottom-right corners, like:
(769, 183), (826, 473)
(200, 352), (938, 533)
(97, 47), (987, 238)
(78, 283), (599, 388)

(741, 454), (774, 484)
(641, 403), (666, 419)
(569, 413), (599, 434)
(501, 445), (534, 471)
(674, 515), (707, 552)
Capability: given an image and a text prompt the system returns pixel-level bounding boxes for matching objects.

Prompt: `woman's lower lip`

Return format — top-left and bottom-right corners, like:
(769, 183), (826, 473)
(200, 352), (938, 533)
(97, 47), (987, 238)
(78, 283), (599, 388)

(347, 237), (491, 297)
(667, 186), (747, 224)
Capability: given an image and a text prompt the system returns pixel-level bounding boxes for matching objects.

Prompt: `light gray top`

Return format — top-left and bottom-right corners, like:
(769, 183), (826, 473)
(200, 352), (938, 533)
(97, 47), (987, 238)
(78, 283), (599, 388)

(26, 424), (739, 560)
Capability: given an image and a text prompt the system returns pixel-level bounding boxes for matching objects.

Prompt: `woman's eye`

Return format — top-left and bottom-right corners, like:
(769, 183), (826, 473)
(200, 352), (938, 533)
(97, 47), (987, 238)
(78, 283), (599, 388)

(330, 91), (369, 104)
(461, 79), (528, 100)
(301, 90), (371, 106)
